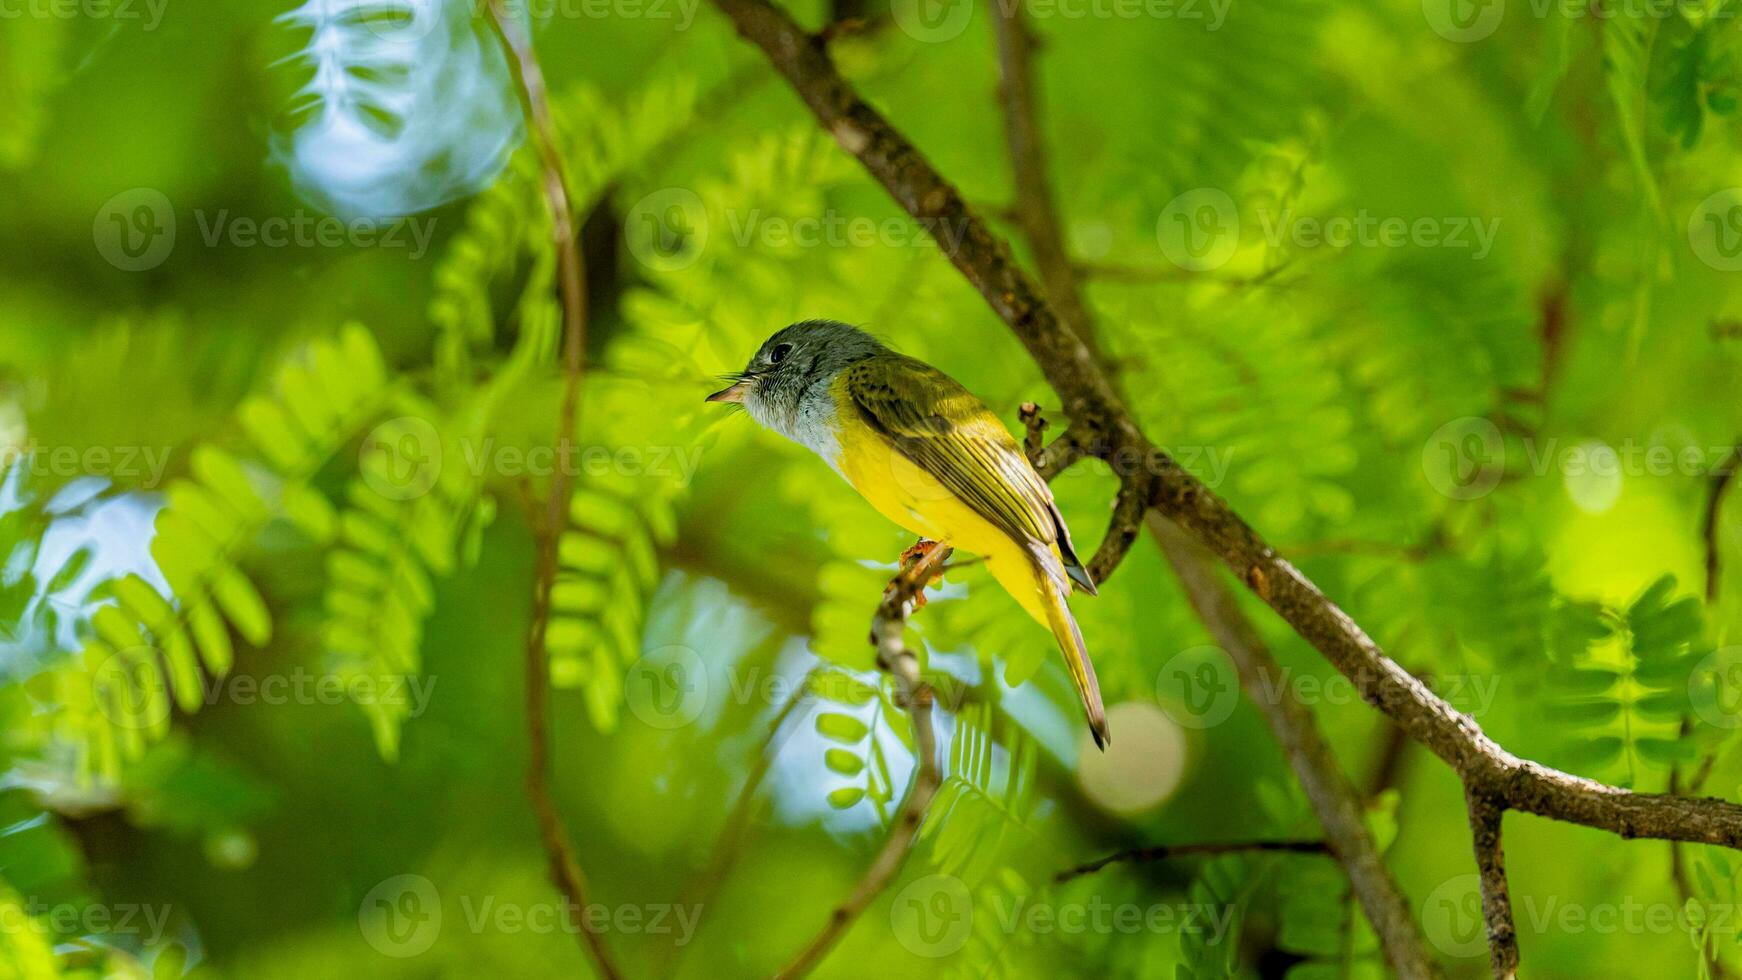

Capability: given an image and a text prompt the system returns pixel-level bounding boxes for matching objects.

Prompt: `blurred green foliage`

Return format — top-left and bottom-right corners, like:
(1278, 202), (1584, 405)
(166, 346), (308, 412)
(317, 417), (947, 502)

(2, 0), (1742, 977)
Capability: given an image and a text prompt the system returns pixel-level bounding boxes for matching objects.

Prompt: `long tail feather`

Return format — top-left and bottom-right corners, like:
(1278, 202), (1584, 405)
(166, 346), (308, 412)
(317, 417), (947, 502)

(1031, 549), (1109, 749)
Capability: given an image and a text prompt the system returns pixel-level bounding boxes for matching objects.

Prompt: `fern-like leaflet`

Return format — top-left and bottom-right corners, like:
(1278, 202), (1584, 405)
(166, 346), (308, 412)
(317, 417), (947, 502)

(548, 474), (677, 731)
(1548, 574), (1708, 786)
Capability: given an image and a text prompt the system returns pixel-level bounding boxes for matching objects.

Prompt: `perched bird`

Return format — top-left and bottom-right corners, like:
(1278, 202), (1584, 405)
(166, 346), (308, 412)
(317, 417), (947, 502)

(707, 320), (1109, 748)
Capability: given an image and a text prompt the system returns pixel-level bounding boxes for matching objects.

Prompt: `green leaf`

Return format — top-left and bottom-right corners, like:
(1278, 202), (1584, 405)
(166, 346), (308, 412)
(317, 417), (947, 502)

(211, 565), (271, 646)
(816, 712), (870, 744)
(826, 786), (866, 809)
(824, 748), (864, 775)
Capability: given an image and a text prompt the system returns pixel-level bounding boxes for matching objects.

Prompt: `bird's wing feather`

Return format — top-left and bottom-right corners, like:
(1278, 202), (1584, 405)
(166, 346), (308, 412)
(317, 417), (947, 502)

(844, 354), (1060, 547)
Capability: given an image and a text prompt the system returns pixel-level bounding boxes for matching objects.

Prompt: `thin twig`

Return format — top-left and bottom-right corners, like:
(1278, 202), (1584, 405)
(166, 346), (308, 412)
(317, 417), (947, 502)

(1466, 789), (1519, 980)
(772, 544), (947, 980)
(1018, 400), (1048, 459)
(1054, 839), (1327, 884)
(990, 3), (1101, 369)
(707, 0), (1742, 853)
(484, 6), (619, 979)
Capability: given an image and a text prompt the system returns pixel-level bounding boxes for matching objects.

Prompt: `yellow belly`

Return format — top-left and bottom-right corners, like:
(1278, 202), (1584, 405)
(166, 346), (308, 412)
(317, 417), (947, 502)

(833, 404), (1058, 626)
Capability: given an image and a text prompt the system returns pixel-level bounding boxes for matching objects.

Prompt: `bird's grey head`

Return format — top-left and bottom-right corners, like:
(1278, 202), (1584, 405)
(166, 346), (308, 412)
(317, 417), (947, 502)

(706, 320), (886, 437)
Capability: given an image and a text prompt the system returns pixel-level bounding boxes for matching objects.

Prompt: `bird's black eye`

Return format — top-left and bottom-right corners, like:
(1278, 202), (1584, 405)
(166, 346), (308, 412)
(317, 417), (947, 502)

(768, 343), (794, 365)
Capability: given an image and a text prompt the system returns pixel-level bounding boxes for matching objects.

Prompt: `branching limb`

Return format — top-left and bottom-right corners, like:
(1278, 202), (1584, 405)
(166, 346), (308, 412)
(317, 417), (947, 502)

(1466, 789), (1519, 980)
(1054, 839), (1327, 884)
(1087, 475), (1152, 585)
(700, 11), (1742, 980)
(986, 12), (1440, 973)
(485, 6), (619, 979)
(705, 0), (1742, 856)
(773, 544), (947, 980)
(1019, 400), (1048, 459)
(1020, 403), (1088, 480)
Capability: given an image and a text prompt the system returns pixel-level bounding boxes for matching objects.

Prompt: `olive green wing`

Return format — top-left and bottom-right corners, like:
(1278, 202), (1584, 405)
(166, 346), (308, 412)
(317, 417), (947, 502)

(844, 354), (1096, 593)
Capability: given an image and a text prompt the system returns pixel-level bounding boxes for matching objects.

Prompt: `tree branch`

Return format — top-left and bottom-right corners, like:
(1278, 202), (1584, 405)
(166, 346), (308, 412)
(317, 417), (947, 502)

(1019, 404), (1088, 480)
(485, 6), (620, 979)
(773, 545), (946, 980)
(989, 3), (1101, 369)
(706, 0), (1742, 858)
(1466, 789), (1519, 980)
(986, 8), (1439, 975)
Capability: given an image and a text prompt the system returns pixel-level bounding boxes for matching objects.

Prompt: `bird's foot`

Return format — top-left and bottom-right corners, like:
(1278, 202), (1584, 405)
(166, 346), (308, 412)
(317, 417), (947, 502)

(890, 538), (953, 608)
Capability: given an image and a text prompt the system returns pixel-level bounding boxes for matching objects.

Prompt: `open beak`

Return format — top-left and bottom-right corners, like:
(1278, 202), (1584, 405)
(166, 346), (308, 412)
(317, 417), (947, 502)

(705, 381), (750, 403)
